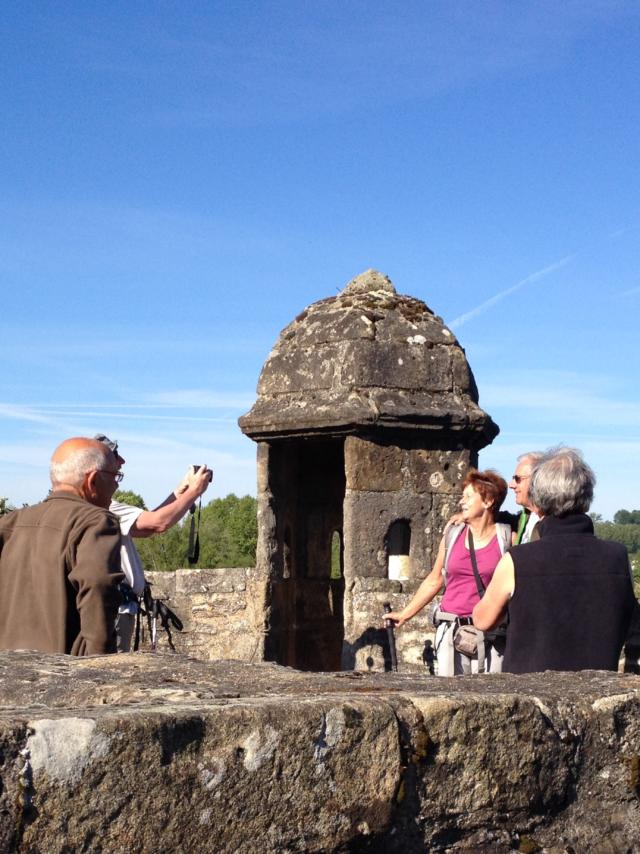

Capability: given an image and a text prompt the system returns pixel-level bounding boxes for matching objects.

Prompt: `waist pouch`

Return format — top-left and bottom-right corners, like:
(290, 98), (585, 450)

(453, 624), (479, 657)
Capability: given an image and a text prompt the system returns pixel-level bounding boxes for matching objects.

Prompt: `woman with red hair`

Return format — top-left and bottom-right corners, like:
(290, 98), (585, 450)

(385, 469), (512, 676)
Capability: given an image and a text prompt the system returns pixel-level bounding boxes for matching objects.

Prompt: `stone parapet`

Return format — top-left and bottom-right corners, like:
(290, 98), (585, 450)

(1, 652), (639, 853)
(145, 568), (441, 673)
(145, 568), (266, 662)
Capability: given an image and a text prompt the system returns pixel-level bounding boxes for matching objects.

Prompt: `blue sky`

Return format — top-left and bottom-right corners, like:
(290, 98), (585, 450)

(1, 1), (638, 518)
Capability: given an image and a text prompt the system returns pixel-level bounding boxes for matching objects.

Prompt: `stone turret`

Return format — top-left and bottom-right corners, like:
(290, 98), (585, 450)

(239, 270), (499, 672)
(239, 269), (497, 444)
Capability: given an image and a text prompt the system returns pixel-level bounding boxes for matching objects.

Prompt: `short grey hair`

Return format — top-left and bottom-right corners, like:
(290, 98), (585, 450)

(517, 451), (544, 466)
(50, 446), (110, 488)
(529, 446), (596, 517)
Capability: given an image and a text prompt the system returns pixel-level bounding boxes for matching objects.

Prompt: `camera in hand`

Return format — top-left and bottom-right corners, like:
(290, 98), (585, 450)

(193, 465), (213, 482)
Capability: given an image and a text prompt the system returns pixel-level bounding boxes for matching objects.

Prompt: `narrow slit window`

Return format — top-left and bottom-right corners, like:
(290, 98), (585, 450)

(387, 520), (411, 580)
(330, 530), (343, 580)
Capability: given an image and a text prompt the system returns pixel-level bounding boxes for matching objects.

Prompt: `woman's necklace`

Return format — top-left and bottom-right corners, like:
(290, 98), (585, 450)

(466, 522), (496, 548)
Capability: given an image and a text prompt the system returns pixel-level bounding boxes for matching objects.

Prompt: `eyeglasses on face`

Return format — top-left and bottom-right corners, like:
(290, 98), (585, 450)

(96, 469), (125, 483)
(511, 474), (530, 484)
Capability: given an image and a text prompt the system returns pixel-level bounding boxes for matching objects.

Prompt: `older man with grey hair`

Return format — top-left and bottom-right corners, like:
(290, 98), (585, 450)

(508, 451), (544, 543)
(474, 446), (640, 673)
(0, 437), (124, 655)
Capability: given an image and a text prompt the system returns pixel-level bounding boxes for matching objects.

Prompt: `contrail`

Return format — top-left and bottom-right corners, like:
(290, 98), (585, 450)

(619, 283), (640, 297)
(448, 253), (576, 330)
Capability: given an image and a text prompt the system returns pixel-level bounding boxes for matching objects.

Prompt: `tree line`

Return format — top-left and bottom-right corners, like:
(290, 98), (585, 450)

(114, 490), (258, 571)
(592, 512), (640, 592)
(1, 494), (639, 583)
(592, 513), (640, 557)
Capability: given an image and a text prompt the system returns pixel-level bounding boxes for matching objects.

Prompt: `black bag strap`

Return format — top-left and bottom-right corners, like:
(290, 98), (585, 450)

(187, 499), (201, 565)
(467, 529), (486, 599)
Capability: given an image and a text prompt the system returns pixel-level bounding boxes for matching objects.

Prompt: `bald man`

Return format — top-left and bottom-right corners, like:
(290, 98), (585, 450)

(0, 437), (124, 655)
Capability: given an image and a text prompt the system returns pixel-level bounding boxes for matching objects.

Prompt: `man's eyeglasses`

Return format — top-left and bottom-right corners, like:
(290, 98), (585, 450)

(96, 469), (125, 483)
(511, 474), (530, 484)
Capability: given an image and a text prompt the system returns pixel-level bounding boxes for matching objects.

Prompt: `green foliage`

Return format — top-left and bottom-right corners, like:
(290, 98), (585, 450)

(613, 509), (640, 526)
(594, 521), (640, 555)
(330, 531), (343, 580)
(197, 494), (258, 568)
(0, 497), (13, 516)
(136, 523), (186, 572)
(113, 489), (147, 510)
(631, 554), (640, 597)
(135, 494), (258, 572)
(594, 509), (640, 596)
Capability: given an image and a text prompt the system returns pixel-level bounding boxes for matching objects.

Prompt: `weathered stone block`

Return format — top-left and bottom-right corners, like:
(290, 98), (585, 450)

(344, 436), (404, 492)
(342, 578), (435, 672)
(279, 308), (377, 346)
(257, 343), (339, 394)
(343, 490), (433, 581)
(145, 570), (267, 662)
(340, 341), (452, 392)
(409, 448), (471, 494)
(451, 345), (479, 398)
(374, 305), (453, 345)
(3, 653), (640, 853)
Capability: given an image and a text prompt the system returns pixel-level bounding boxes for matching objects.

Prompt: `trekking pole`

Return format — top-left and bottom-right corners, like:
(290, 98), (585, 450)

(151, 598), (158, 651)
(156, 600), (184, 653)
(383, 602), (398, 672)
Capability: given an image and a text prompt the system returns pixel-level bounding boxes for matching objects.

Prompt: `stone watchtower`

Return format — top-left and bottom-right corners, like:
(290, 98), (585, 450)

(239, 270), (498, 671)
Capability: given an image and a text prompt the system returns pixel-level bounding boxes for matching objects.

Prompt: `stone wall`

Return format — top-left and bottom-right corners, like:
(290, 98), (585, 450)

(146, 567), (437, 674)
(342, 435), (470, 671)
(145, 568), (267, 662)
(2, 651), (640, 853)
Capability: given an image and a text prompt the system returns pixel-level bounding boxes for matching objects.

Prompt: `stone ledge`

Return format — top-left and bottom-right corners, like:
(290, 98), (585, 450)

(1, 652), (640, 852)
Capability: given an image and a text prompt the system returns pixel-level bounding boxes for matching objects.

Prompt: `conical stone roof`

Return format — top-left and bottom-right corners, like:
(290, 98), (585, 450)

(239, 270), (498, 445)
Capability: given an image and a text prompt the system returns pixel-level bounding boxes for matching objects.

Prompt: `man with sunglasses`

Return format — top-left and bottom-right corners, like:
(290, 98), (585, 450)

(95, 434), (212, 652)
(0, 437), (124, 655)
(449, 452), (543, 542)
(509, 452), (543, 544)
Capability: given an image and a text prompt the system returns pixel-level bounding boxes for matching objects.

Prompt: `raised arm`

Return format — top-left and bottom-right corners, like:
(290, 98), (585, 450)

(130, 466), (212, 537)
(384, 535), (446, 628)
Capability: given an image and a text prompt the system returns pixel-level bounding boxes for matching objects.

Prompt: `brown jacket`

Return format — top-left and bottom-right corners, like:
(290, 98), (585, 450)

(0, 492), (124, 655)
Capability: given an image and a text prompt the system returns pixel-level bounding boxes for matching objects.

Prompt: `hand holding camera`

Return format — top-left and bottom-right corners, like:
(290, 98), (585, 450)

(175, 464), (213, 496)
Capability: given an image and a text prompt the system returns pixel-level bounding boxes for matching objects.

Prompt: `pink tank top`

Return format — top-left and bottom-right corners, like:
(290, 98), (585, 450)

(440, 529), (502, 617)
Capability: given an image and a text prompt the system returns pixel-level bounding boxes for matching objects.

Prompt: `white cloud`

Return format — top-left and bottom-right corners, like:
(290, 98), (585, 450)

(480, 370), (640, 429)
(0, 404), (60, 425)
(141, 390), (254, 409)
(0, 428), (257, 507)
(449, 254), (575, 330)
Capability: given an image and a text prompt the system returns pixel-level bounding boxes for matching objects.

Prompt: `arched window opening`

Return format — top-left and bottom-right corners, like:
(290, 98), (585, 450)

(387, 520), (411, 580)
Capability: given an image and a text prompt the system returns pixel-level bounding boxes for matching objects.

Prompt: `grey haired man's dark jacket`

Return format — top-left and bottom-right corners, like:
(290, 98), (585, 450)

(0, 492), (123, 655)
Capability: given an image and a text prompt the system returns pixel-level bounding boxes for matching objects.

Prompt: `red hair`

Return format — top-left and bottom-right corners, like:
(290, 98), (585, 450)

(463, 469), (508, 520)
